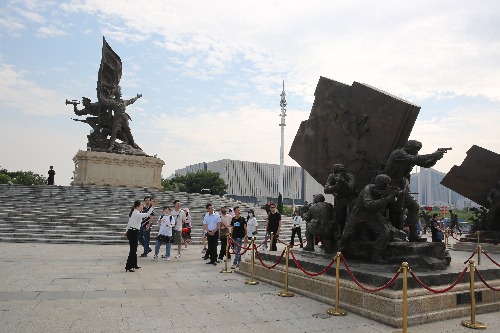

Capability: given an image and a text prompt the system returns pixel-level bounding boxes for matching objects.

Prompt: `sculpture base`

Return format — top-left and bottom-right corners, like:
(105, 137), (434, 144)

(239, 250), (500, 327)
(460, 231), (500, 244)
(71, 150), (164, 190)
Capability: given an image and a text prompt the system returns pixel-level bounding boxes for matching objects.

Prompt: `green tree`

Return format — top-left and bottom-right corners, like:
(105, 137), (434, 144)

(0, 173), (12, 184)
(0, 167), (46, 185)
(163, 171), (227, 196)
(277, 193), (283, 214)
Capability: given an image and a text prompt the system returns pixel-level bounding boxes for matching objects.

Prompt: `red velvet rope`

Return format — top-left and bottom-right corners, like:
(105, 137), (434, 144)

(481, 250), (500, 267)
(289, 249), (336, 276)
(475, 267), (500, 291)
(229, 238), (251, 255)
(340, 254), (401, 292)
(463, 251), (477, 264)
(254, 246), (285, 269)
(409, 267), (468, 293)
(255, 238), (268, 249)
(276, 237), (287, 245)
(290, 240), (308, 247)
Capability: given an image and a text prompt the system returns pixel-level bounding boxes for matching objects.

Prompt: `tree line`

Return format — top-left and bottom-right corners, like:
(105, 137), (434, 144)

(0, 167), (46, 185)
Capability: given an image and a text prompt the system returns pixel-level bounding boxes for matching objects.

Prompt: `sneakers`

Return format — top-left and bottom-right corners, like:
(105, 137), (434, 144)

(140, 253), (147, 257)
(152, 255), (158, 260)
(166, 257), (170, 261)
(175, 253), (181, 258)
(201, 248), (207, 253)
(161, 255), (167, 258)
(231, 265), (236, 269)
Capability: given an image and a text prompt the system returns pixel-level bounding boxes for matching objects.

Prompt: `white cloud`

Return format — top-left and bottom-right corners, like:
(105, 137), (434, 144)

(36, 25), (67, 37)
(0, 63), (68, 116)
(57, 0), (500, 104)
(410, 106), (500, 174)
(15, 8), (46, 24)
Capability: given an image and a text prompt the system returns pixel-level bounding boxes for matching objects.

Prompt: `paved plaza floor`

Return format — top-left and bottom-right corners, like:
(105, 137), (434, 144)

(0, 241), (499, 333)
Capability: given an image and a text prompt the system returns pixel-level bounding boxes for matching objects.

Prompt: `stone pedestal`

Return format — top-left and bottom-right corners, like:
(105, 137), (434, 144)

(71, 150), (164, 190)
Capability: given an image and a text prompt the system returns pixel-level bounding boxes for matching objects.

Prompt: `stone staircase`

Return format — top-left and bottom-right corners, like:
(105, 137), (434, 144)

(0, 185), (295, 246)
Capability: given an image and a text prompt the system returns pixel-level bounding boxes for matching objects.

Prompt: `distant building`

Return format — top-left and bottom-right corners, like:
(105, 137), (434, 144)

(174, 159), (333, 205)
(409, 168), (478, 209)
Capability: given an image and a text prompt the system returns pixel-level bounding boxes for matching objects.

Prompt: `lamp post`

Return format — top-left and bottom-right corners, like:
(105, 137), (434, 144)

(279, 81), (287, 199)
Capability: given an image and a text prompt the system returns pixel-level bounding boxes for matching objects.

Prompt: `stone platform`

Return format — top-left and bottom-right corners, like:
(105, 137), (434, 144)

(238, 247), (500, 327)
(71, 150), (164, 190)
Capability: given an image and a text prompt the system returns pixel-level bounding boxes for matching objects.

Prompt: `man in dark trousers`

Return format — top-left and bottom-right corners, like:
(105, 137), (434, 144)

(266, 203), (282, 251)
(139, 196), (154, 257)
(47, 166), (55, 185)
(230, 207), (247, 269)
(203, 203), (221, 265)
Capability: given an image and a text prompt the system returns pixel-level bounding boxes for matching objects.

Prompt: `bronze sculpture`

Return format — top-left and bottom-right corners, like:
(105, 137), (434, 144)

(338, 174), (396, 263)
(302, 194), (336, 253)
(66, 37), (145, 155)
(380, 140), (445, 241)
(324, 163), (356, 236)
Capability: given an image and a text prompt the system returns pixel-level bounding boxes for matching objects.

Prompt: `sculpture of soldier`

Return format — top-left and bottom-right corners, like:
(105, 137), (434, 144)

(100, 85), (142, 151)
(338, 174), (396, 263)
(486, 181), (500, 231)
(324, 163), (356, 237)
(381, 140), (445, 241)
(302, 194), (336, 253)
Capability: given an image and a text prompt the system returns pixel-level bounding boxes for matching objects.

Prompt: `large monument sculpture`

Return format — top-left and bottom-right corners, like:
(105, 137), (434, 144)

(67, 37), (164, 190)
(441, 145), (500, 241)
(67, 38), (144, 155)
(290, 77), (450, 268)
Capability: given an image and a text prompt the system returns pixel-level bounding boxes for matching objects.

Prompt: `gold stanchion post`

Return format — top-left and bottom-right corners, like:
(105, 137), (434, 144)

(327, 252), (347, 316)
(270, 232), (274, 251)
(278, 245), (294, 297)
(476, 245), (482, 266)
(220, 235), (233, 273)
(245, 237), (259, 285)
(393, 262), (411, 333)
(461, 259), (486, 329)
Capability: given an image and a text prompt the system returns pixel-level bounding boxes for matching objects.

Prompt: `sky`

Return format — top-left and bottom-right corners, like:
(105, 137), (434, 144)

(1, 0), (499, 186)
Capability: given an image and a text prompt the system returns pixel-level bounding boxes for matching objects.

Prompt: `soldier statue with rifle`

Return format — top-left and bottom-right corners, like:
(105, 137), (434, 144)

(380, 140), (449, 241)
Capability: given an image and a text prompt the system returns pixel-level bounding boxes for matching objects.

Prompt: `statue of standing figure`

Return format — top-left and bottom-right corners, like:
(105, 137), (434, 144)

(324, 163), (356, 237)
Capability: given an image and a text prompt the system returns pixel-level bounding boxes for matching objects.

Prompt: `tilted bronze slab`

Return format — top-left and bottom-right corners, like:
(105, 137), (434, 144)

(289, 76), (420, 191)
(441, 145), (500, 207)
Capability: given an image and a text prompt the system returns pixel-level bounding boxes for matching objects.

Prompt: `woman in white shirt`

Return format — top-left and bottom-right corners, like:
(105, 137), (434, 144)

(125, 199), (157, 272)
(290, 209), (304, 248)
(245, 210), (258, 248)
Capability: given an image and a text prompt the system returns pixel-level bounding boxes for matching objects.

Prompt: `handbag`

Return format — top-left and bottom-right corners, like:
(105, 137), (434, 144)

(219, 227), (229, 239)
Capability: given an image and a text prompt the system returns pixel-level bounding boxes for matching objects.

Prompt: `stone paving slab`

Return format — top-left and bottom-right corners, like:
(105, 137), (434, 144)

(0, 242), (499, 333)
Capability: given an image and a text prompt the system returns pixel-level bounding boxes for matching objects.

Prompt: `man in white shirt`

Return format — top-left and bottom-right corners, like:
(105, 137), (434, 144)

(203, 203), (221, 265)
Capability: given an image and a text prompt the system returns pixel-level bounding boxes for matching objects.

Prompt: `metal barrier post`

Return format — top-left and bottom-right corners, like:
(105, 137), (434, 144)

(245, 237), (259, 285)
(327, 252), (347, 316)
(461, 259), (486, 329)
(476, 245), (482, 266)
(278, 245), (294, 297)
(393, 262), (411, 333)
(220, 234), (233, 273)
